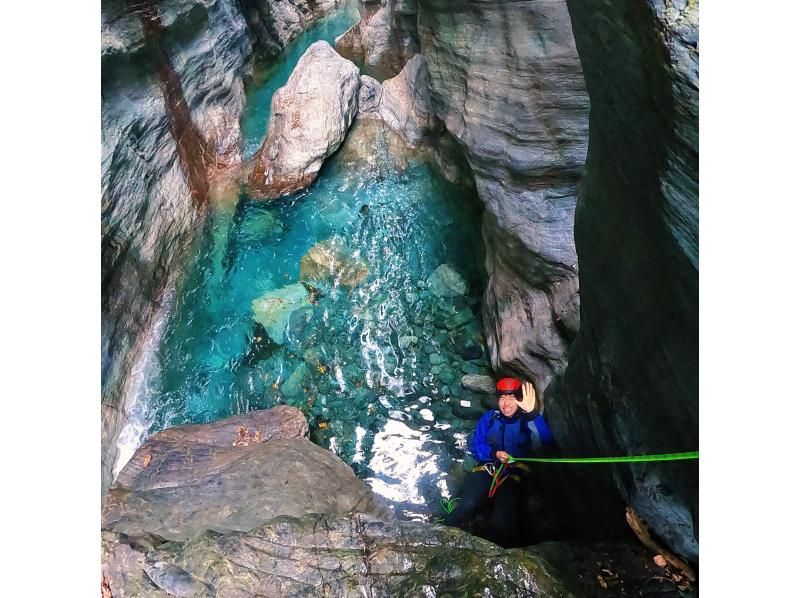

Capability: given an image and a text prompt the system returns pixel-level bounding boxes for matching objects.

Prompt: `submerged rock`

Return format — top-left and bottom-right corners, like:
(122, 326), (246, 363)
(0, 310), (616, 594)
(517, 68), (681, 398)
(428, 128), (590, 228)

(427, 263), (468, 298)
(299, 238), (369, 288)
(249, 41), (360, 199)
(251, 283), (313, 344)
(281, 361), (310, 398)
(462, 374), (495, 395)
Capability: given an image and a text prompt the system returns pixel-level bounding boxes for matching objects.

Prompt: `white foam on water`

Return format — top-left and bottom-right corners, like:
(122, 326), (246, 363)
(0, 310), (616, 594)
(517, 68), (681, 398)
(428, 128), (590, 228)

(366, 419), (442, 506)
(112, 287), (174, 480)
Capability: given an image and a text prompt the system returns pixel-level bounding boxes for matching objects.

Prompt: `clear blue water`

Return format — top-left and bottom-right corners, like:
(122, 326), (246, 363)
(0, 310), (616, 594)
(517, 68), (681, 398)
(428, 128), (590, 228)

(138, 8), (491, 519)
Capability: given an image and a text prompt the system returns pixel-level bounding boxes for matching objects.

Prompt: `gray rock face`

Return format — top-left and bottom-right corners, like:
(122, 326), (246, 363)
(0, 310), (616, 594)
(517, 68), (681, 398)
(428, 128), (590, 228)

(378, 54), (436, 146)
(461, 374), (495, 395)
(335, 0), (420, 78)
(249, 41), (360, 198)
(101, 0), (346, 495)
(101, 0), (252, 496)
(113, 405), (309, 491)
(103, 513), (577, 596)
(417, 0), (589, 393)
(103, 408), (390, 541)
(246, 0), (343, 56)
(546, 0), (699, 561)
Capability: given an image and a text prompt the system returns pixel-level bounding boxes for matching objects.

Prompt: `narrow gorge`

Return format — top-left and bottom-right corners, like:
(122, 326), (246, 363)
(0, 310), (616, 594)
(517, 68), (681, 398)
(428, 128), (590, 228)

(101, 0), (699, 595)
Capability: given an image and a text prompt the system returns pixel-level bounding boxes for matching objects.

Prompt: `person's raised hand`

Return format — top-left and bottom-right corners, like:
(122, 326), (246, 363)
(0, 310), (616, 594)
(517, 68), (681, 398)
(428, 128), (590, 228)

(495, 450), (511, 463)
(516, 382), (537, 413)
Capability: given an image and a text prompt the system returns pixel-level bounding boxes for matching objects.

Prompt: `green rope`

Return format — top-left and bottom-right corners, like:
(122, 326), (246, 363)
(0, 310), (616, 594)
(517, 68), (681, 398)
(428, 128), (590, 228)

(440, 497), (461, 514)
(505, 451), (699, 465)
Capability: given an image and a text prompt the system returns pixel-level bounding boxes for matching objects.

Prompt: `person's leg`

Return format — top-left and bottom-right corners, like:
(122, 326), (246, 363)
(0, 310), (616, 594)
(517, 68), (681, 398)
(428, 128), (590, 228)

(443, 471), (492, 527)
(487, 478), (522, 547)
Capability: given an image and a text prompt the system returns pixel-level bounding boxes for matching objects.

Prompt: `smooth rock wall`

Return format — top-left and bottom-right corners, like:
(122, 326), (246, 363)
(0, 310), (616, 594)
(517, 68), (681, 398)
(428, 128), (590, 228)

(417, 0), (589, 392)
(335, 0), (420, 78)
(101, 0), (343, 494)
(547, 0), (699, 561)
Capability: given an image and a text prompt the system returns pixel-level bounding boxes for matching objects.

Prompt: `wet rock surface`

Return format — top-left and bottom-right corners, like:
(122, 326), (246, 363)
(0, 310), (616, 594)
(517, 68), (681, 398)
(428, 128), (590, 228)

(103, 513), (692, 597)
(249, 40), (360, 198)
(417, 0), (589, 393)
(103, 408), (391, 541)
(545, 0), (699, 561)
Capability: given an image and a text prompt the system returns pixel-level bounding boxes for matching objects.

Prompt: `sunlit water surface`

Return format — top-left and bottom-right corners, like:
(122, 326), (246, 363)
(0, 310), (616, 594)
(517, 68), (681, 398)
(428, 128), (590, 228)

(118, 8), (492, 520)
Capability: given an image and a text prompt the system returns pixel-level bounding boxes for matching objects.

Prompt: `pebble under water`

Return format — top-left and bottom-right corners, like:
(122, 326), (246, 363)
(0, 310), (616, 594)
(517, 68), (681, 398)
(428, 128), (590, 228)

(118, 10), (492, 520)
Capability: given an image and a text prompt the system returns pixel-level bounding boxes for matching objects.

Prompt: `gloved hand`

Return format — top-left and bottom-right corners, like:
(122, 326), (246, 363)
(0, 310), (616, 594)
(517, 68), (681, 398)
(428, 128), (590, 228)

(516, 382), (537, 413)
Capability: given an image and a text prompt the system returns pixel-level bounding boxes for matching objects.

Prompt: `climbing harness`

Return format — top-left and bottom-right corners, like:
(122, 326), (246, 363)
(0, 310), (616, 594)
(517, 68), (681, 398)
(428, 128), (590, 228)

(505, 450), (700, 465)
(487, 462), (509, 497)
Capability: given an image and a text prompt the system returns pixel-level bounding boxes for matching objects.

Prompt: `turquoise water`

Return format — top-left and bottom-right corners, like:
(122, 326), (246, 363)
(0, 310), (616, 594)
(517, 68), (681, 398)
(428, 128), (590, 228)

(140, 9), (491, 519)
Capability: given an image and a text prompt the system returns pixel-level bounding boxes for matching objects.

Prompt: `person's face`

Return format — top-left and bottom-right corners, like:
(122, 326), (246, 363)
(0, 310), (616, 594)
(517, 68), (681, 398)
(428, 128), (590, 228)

(497, 393), (519, 417)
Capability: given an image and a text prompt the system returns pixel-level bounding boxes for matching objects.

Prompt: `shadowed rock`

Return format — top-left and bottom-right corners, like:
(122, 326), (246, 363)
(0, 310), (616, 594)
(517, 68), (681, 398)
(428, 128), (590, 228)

(545, 0), (699, 561)
(249, 41), (360, 198)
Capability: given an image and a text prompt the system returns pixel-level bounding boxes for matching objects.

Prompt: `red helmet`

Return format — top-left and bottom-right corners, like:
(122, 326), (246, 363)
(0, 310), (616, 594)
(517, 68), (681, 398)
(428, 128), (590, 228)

(495, 377), (522, 396)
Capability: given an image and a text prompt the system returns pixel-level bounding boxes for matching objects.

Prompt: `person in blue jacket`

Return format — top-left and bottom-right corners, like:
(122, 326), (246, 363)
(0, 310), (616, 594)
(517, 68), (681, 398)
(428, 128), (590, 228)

(443, 376), (555, 546)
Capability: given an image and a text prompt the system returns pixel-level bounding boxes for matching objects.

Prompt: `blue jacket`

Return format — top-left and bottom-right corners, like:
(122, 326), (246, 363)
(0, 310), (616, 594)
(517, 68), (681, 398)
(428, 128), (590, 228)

(469, 409), (555, 463)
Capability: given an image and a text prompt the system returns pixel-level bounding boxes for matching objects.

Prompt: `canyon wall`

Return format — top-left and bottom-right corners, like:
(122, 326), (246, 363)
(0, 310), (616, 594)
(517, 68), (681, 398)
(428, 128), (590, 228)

(546, 0), (699, 560)
(416, 0), (589, 393)
(414, 0), (698, 559)
(101, 0), (341, 493)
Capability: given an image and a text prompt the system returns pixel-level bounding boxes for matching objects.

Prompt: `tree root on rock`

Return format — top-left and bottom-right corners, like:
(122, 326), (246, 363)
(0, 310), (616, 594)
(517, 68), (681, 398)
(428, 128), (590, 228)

(625, 507), (696, 586)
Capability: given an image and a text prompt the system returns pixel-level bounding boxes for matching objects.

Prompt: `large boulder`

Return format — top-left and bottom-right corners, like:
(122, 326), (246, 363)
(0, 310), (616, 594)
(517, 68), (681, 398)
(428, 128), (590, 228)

(299, 237), (370, 288)
(113, 405), (309, 491)
(417, 0), (589, 393)
(102, 414), (391, 541)
(251, 283), (314, 344)
(249, 41), (360, 198)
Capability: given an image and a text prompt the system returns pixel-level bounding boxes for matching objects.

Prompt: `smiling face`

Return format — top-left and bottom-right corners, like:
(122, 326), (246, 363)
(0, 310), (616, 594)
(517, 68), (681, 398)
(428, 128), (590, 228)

(497, 393), (519, 417)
